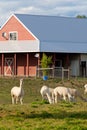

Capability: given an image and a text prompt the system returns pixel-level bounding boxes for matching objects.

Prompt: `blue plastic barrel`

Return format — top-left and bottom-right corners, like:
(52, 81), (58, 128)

(43, 76), (48, 80)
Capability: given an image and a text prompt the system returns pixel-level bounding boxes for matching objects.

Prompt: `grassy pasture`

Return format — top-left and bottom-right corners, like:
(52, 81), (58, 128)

(0, 77), (87, 129)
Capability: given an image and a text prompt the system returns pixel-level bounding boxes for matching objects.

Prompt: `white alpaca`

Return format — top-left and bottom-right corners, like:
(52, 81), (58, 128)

(68, 87), (87, 102)
(11, 78), (24, 104)
(53, 86), (87, 103)
(84, 84), (87, 94)
(40, 85), (54, 104)
(68, 88), (78, 102)
(53, 86), (72, 103)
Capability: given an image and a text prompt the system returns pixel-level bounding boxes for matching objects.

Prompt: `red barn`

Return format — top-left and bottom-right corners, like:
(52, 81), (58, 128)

(0, 14), (40, 76)
(0, 14), (87, 77)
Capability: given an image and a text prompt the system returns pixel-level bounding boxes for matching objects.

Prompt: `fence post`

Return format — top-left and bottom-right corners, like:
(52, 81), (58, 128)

(68, 68), (69, 80)
(52, 67), (54, 78)
(62, 67), (64, 80)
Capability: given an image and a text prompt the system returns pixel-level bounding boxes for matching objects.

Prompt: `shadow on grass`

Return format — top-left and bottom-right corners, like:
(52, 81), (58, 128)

(18, 110), (87, 120)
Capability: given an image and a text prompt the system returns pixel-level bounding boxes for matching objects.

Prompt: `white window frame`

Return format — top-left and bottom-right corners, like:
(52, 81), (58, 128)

(9, 31), (18, 40)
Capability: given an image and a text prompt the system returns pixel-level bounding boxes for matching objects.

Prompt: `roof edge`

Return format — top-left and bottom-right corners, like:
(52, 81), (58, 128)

(0, 13), (39, 41)
(14, 14), (39, 41)
(0, 14), (14, 30)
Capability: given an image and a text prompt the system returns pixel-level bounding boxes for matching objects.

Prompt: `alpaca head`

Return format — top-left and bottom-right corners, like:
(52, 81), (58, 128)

(20, 78), (23, 87)
(84, 84), (87, 89)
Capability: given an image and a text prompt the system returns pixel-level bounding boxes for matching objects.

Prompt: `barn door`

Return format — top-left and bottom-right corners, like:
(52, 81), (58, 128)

(4, 58), (14, 76)
(70, 60), (79, 77)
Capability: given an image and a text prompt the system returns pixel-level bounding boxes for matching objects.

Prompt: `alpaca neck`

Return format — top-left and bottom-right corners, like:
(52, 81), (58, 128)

(20, 80), (23, 88)
(46, 93), (53, 104)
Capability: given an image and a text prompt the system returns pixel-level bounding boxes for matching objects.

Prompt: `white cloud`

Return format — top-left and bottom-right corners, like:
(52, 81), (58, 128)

(0, 0), (87, 26)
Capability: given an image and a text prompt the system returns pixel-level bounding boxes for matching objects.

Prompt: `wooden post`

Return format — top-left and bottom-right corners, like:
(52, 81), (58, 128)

(38, 53), (40, 77)
(34, 53), (40, 77)
(2, 54), (4, 76)
(14, 54), (16, 76)
(68, 69), (69, 80)
(38, 53), (40, 68)
(62, 67), (64, 80)
(66, 54), (69, 67)
(53, 53), (56, 78)
(27, 53), (29, 77)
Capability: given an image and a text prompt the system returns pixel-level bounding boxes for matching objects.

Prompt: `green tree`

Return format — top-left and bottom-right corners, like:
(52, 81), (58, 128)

(41, 53), (52, 76)
(76, 15), (87, 18)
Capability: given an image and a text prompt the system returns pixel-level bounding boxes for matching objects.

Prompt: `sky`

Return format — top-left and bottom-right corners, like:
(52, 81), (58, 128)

(0, 0), (87, 26)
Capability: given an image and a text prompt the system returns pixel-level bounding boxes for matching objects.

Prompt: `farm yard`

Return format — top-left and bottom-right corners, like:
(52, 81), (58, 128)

(0, 77), (87, 130)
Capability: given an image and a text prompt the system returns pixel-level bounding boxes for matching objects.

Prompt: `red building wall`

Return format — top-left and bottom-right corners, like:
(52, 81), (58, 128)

(17, 53), (37, 76)
(0, 15), (38, 77)
(0, 16), (36, 41)
(0, 55), (2, 75)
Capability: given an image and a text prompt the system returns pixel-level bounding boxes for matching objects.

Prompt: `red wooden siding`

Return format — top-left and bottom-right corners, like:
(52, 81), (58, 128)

(17, 54), (26, 76)
(0, 55), (2, 75)
(17, 53), (37, 76)
(29, 66), (36, 76)
(0, 15), (38, 77)
(0, 16), (36, 41)
(28, 53), (37, 76)
(0, 53), (37, 77)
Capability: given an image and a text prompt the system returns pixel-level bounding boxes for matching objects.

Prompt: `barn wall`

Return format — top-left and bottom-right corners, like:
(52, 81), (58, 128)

(0, 16), (36, 41)
(28, 53), (37, 76)
(17, 53), (37, 76)
(0, 53), (38, 77)
(0, 55), (2, 75)
(0, 15), (38, 77)
(16, 54), (26, 76)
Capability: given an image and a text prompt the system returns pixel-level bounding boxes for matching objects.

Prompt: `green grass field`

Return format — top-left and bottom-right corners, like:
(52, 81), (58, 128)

(0, 77), (87, 130)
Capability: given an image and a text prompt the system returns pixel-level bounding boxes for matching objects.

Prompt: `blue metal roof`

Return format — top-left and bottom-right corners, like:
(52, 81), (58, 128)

(15, 14), (87, 53)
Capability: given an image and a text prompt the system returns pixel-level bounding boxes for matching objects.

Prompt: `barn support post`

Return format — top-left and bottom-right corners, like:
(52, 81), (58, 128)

(27, 53), (29, 77)
(66, 54), (69, 68)
(14, 54), (17, 76)
(35, 53), (40, 77)
(38, 53), (40, 68)
(37, 53), (40, 77)
(53, 53), (56, 78)
(53, 53), (56, 66)
(1, 54), (4, 76)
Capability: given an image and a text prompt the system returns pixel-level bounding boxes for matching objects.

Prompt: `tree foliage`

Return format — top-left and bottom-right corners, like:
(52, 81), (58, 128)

(76, 15), (87, 18)
(41, 53), (52, 68)
(41, 53), (52, 75)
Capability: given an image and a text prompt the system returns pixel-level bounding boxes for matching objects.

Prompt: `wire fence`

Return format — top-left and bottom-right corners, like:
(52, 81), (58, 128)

(36, 67), (70, 80)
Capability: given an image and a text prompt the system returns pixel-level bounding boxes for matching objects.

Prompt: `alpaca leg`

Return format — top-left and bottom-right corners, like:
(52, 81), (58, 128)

(52, 93), (55, 104)
(68, 93), (73, 102)
(69, 96), (74, 102)
(12, 97), (15, 104)
(63, 95), (67, 101)
(16, 98), (19, 104)
(20, 98), (23, 105)
(55, 94), (58, 103)
(71, 96), (76, 102)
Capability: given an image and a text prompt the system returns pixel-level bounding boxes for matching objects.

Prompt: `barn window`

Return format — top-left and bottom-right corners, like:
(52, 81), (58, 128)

(9, 32), (18, 40)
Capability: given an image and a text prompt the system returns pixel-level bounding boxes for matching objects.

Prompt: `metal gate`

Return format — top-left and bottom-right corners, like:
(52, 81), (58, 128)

(4, 58), (14, 76)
